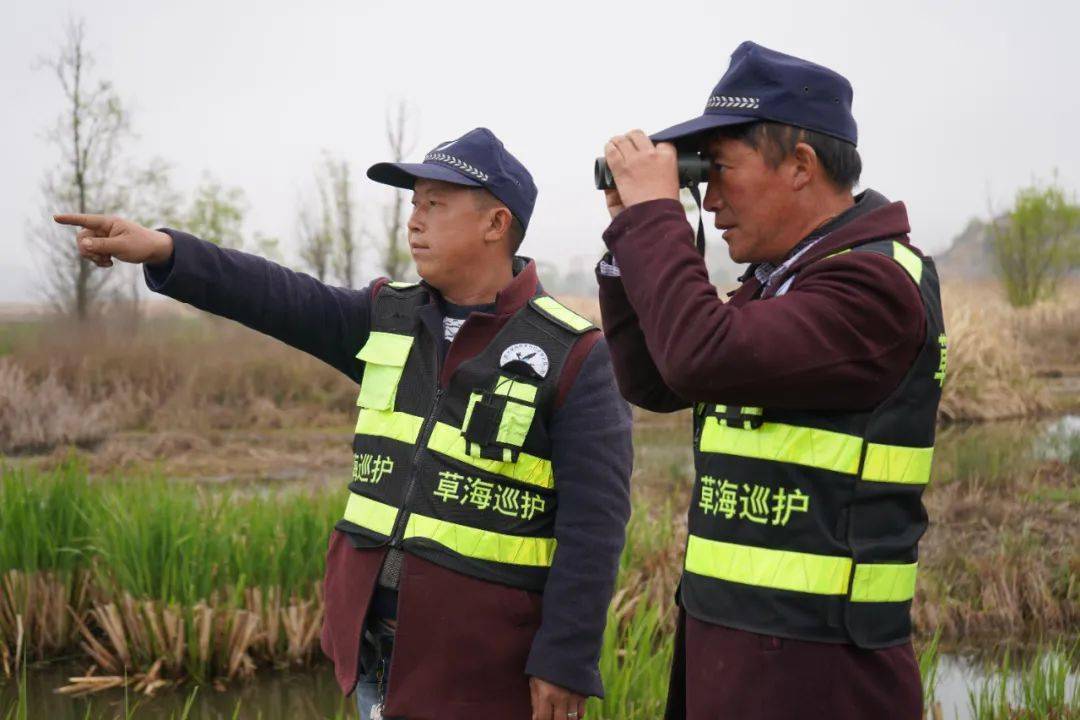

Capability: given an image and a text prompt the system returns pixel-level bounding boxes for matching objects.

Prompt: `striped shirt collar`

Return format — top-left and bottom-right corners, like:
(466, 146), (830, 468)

(754, 233), (826, 295)
(749, 195), (873, 296)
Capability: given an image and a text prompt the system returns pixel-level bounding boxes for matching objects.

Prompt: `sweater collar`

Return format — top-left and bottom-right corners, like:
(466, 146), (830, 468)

(738, 189), (903, 283)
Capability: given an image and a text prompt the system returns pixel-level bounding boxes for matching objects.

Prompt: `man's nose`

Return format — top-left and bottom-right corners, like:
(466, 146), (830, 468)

(703, 181), (725, 214)
(407, 209), (423, 234)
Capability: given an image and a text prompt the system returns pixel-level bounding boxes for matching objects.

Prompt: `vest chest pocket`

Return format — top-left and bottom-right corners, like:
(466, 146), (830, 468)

(462, 375), (539, 463)
(356, 332), (415, 410)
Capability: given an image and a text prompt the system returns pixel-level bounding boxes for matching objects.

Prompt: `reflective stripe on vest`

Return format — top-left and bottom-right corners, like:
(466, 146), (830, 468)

(863, 443), (934, 485)
(492, 374), (538, 402)
(531, 296), (594, 332)
(343, 493), (399, 536)
(826, 241), (923, 287)
(354, 408), (424, 445)
(699, 416), (933, 485)
(352, 407), (555, 487)
(404, 513), (556, 567)
(890, 242), (923, 285)
(685, 535), (918, 602)
(427, 422), (555, 489)
(700, 416), (862, 474)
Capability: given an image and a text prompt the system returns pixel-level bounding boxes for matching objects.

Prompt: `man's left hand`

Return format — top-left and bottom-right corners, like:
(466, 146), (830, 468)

(603, 129), (679, 215)
(529, 676), (586, 720)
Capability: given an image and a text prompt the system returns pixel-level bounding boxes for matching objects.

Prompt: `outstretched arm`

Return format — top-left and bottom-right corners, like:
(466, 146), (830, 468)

(54, 214), (375, 381)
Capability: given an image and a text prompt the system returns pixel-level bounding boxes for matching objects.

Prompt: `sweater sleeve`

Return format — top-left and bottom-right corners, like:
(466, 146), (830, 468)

(524, 337), (633, 698)
(597, 259), (693, 413)
(144, 229), (376, 382)
(603, 199), (925, 411)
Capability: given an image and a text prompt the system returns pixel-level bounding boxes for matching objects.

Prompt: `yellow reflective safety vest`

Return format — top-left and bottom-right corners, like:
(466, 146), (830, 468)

(684, 239), (947, 647)
(336, 281), (597, 591)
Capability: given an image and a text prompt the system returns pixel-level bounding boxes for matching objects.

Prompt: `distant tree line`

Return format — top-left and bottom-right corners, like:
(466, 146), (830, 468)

(33, 19), (414, 323)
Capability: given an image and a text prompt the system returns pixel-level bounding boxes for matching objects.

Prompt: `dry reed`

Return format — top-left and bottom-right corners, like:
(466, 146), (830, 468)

(1, 280), (1076, 457)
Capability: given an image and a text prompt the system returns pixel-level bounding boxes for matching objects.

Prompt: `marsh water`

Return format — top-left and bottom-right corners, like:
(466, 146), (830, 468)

(3, 414), (1076, 719)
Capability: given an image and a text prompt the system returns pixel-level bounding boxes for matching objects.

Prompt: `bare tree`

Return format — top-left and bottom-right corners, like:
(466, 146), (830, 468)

(327, 156), (360, 288)
(114, 156), (183, 326)
(35, 19), (130, 320)
(297, 189), (333, 282)
(297, 154), (357, 285)
(379, 100), (416, 279)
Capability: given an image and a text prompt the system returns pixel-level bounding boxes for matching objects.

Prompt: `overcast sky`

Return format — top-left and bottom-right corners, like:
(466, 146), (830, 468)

(3, 0), (1078, 302)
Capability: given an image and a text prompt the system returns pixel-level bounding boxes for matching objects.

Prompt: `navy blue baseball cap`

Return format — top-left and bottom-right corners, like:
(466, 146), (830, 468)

(367, 127), (538, 231)
(651, 41), (858, 146)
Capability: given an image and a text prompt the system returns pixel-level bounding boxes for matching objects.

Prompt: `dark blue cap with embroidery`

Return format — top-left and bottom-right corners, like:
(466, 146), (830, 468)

(651, 41), (858, 146)
(367, 127), (538, 231)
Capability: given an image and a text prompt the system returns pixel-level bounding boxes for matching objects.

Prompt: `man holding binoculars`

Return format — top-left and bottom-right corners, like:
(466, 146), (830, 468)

(597, 41), (946, 719)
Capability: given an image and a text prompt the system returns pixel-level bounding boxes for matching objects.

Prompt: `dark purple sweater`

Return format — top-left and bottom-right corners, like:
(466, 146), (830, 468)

(598, 191), (925, 413)
(145, 231), (633, 699)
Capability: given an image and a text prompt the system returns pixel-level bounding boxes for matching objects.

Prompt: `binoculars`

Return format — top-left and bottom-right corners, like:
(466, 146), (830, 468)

(593, 153), (711, 190)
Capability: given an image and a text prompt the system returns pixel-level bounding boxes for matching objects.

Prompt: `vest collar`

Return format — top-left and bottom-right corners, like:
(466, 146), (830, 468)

(495, 256), (543, 315)
(788, 191), (913, 274)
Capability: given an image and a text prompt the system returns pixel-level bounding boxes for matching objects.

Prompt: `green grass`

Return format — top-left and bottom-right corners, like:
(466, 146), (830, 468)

(3, 429), (1077, 717)
(0, 459), (338, 604)
(967, 644), (1078, 719)
(1, 460), (342, 682)
(0, 460), (92, 574)
(588, 598), (673, 720)
(933, 420), (1037, 486)
(919, 629), (943, 710)
(1, 655), (26, 720)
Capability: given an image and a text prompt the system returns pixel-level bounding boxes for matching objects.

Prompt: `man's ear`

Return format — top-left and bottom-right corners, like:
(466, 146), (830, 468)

(483, 206), (513, 246)
(791, 142), (818, 191)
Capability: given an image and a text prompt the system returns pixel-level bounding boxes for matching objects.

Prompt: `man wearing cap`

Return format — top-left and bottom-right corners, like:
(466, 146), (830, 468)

(56, 127), (632, 720)
(597, 42), (945, 719)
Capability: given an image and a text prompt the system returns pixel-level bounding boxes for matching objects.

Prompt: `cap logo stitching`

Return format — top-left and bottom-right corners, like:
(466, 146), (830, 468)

(706, 95), (760, 110)
(424, 152), (490, 182)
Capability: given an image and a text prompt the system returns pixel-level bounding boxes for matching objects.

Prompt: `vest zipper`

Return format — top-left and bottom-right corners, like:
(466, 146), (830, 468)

(387, 347), (445, 546)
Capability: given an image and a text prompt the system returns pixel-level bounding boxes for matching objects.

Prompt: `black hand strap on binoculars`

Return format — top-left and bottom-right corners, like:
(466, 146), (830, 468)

(687, 183), (706, 256)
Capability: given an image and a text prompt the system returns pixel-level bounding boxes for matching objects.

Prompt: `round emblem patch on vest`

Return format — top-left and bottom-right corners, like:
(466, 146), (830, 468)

(500, 343), (549, 379)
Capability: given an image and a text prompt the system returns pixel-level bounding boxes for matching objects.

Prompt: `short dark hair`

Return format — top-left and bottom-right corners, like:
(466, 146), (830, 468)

(472, 189), (526, 255)
(712, 121), (862, 191)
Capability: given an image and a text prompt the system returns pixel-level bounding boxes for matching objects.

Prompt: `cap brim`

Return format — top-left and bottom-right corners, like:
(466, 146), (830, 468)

(650, 113), (755, 143)
(366, 161), (484, 190)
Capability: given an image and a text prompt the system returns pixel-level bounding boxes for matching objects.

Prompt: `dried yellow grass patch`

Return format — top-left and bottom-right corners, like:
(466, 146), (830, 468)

(0, 570), (92, 677)
(939, 281), (1079, 421)
(0, 360), (112, 454)
(914, 459), (1078, 644)
(47, 583), (326, 695)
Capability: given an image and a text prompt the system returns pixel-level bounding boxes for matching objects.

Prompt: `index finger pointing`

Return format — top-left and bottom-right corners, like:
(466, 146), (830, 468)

(53, 213), (110, 232)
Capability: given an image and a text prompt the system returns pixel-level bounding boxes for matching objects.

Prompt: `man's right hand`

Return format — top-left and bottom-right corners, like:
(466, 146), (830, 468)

(53, 214), (174, 268)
